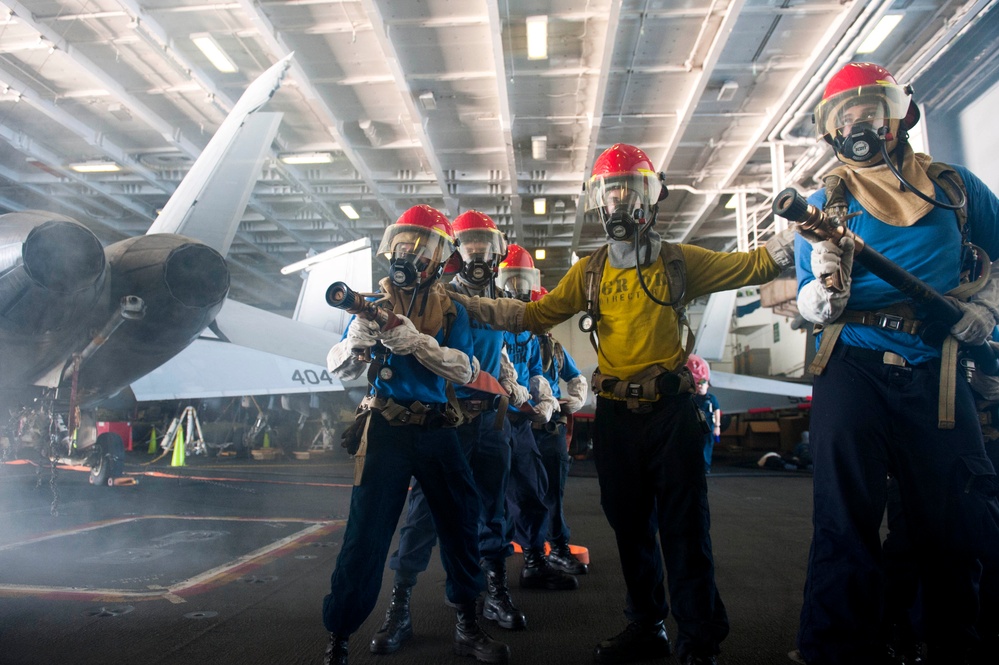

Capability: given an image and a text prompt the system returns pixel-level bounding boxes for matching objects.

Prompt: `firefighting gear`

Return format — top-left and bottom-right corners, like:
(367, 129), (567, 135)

(608, 229), (662, 269)
(507, 383), (531, 407)
(561, 375), (588, 413)
(327, 317), (381, 380)
(497, 245), (541, 302)
(825, 148), (937, 227)
(528, 373), (558, 423)
(375, 315), (476, 386)
(380, 277), (451, 337)
(798, 237), (856, 325)
(765, 226), (799, 271)
(369, 583), (413, 654)
(815, 62), (918, 166)
(453, 211), (507, 287)
(585, 143), (667, 241)
(948, 261), (999, 345)
(377, 205), (457, 289)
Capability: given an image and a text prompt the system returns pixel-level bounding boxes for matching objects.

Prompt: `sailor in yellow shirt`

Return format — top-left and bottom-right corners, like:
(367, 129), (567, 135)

(453, 144), (795, 665)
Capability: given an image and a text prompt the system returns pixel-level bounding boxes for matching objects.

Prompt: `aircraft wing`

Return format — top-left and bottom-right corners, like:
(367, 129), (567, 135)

(707, 370), (812, 414)
(210, 299), (344, 367)
(130, 337), (342, 401)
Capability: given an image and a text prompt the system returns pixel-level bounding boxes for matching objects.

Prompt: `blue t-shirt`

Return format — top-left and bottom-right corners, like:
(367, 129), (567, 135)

(504, 330), (543, 413)
(342, 299), (475, 405)
(448, 281), (506, 400)
(794, 165), (999, 364)
(539, 336), (582, 399)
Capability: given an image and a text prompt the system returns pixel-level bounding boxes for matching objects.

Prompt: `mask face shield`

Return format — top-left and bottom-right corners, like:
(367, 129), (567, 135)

(377, 225), (455, 288)
(815, 83), (911, 162)
(497, 266), (540, 302)
(456, 227), (507, 284)
(585, 170), (663, 240)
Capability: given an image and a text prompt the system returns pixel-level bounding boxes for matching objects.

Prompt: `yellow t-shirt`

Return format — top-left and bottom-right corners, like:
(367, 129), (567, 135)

(524, 244), (780, 381)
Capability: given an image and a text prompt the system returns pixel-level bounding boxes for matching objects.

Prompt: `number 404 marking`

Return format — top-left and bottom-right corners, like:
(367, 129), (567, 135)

(292, 369), (337, 385)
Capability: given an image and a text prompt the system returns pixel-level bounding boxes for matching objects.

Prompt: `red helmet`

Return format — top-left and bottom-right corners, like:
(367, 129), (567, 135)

(531, 285), (548, 302)
(814, 62), (919, 148)
(498, 244), (540, 301)
(377, 205), (456, 287)
(685, 353), (710, 385)
(452, 210), (508, 268)
(585, 144), (667, 240)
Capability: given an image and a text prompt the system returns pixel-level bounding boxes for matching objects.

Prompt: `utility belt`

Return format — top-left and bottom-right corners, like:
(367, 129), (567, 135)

(532, 414), (568, 433)
(458, 395), (510, 430)
(360, 395), (457, 428)
(591, 364), (695, 412)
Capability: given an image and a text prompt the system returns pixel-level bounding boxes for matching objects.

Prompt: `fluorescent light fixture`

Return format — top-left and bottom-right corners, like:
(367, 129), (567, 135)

(339, 203), (360, 220)
(531, 135), (547, 160)
(70, 160), (121, 173)
(419, 91), (437, 110)
(725, 195), (738, 210)
(535, 248), (546, 261)
(191, 33), (238, 73)
(280, 152), (333, 165)
(717, 80), (738, 102)
(856, 14), (902, 54)
(526, 15), (548, 60)
(533, 197), (546, 215)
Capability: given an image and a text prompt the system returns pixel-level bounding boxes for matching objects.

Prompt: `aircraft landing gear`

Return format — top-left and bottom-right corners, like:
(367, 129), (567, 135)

(89, 432), (125, 487)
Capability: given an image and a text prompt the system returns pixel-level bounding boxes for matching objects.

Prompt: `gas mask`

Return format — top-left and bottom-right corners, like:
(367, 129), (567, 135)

(832, 121), (883, 163)
(604, 205), (647, 241)
(389, 255), (422, 288)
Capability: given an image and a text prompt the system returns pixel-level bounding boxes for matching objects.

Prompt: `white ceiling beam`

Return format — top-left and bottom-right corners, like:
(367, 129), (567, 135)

(570, 0), (624, 254)
(485, 0), (523, 243)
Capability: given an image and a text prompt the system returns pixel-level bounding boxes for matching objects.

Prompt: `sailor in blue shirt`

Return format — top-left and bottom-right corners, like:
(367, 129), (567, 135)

(498, 245), (577, 592)
(321, 206), (508, 665)
(791, 63), (999, 665)
(376, 211), (531, 651)
(532, 308), (589, 575)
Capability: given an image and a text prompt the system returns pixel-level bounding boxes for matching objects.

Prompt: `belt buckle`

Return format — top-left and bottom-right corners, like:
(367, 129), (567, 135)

(882, 351), (907, 367)
(626, 384), (642, 399)
(397, 410), (411, 424)
(876, 313), (904, 331)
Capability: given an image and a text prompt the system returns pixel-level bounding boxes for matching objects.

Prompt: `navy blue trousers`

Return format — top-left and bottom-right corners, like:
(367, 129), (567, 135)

(593, 394), (729, 660)
(322, 414), (484, 636)
(388, 408), (513, 585)
(506, 416), (550, 551)
(534, 422), (572, 545)
(797, 344), (999, 665)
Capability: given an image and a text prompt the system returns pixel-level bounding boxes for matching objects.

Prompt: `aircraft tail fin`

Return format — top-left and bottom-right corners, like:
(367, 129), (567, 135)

(283, 238), (373, 336)
(145, 54), (293, 254)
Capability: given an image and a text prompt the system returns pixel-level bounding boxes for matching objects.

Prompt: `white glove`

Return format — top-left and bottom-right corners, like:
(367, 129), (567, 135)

(797, 237), (855, 325)
(379, 315), (424, 355)
(949, 261), (999, 345)
(561, 375), (588, 413)
(765, 227), (797, 271)
(412, 337), (476, 384)
(810, 237), (854, 293)
(326, 317), (381, 379)
(346, 316), (381, 349)
(508, 383), (531, 407)
(529, 374), (557, 423)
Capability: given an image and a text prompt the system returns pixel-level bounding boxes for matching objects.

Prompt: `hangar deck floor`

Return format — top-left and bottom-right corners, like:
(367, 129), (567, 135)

(0, 448), (811, 665)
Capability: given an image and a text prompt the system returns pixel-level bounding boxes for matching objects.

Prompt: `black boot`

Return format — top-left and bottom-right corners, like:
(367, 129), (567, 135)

(369, 583), (413, 654)
(520, 547), (579, 590)
(481, 559), (527, 630)
(453, 603), (511, 664)
(593, 620), (671, 664)
(548, 542), (589, 575)
(324, 633), (349, 665)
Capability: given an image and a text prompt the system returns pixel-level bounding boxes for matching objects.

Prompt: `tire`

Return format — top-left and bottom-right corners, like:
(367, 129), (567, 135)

(89, 433), (125, 487)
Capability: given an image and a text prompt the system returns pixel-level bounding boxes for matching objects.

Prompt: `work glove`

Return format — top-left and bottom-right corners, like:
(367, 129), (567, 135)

(764, 226), (797, 271)
(561, 375), (588, 413)
(797, 237), (855, 325)
(379, 315), (424, 355)
(345, 316), (381, 349)
(949, 260), (999, 345)
(327, 317), (381, 380)
(529, 374), (557, 423)
(507, 383), (531, 407)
